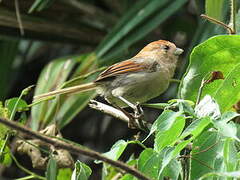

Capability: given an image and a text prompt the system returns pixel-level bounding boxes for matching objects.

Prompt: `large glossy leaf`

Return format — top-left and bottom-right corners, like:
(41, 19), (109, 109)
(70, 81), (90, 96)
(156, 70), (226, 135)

(180, 35), (240, 112)
(190, 131), (238, 179)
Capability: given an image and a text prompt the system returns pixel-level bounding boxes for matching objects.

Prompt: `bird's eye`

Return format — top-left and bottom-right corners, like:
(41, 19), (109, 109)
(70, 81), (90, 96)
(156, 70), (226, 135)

(163, 45), (170, 51)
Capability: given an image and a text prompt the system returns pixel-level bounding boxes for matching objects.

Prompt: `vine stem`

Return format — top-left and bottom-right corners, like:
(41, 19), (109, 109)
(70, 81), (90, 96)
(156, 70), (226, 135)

(0, 117), (152, 180)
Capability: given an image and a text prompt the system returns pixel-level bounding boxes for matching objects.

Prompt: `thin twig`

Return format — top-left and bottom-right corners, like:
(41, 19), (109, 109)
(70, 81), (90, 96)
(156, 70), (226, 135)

(11, 153), (46, 180)
(15, 0), (24, 35)
(200, 14), (234, 34)
(196, 79), (205, 105)
(0, 118), (152, 180)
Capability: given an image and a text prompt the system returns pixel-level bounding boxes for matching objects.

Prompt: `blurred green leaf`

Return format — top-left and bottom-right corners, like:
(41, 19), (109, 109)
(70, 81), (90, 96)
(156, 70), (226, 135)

(154, 116), (185, 152)
(0, 140), (12, 167)
(205, 0), (225, 21)
(57, 168), (72, 180)
(32, 54), (98, 130)
(31, 57), (76, 130)
(0, 102), (9, 139)
(29, 0), (55, 13)
(71, 160), (92, 180)
(96, 0), (188, 62)
(0, 39), (19, 100)
(5, 98), (28, 114)
(180, 35), (240, 112)
(46, 157), (58, 180)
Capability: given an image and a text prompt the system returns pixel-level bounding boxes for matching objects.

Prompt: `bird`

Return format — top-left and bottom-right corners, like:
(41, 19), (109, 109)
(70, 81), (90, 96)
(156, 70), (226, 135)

(34, 40), (183, 128)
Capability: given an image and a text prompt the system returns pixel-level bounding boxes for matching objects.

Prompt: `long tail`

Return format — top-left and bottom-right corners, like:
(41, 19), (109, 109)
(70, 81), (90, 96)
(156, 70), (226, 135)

(33, 82), (97, 101)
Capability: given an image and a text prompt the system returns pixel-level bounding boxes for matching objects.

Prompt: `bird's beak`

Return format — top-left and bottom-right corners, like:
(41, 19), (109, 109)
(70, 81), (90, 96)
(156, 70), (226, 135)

(174, 48), (184, 56)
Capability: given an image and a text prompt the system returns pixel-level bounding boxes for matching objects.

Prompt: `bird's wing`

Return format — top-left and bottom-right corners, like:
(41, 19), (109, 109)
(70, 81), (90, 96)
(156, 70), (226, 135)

(95, 58), (147, 82)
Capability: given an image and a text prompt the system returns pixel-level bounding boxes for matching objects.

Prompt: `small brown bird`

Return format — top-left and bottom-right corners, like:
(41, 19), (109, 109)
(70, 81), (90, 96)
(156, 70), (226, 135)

(34, 40), (183, 127)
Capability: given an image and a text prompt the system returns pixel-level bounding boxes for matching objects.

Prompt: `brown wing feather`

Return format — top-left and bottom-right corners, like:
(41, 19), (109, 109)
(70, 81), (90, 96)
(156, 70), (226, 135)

(95, 59), (146, 82)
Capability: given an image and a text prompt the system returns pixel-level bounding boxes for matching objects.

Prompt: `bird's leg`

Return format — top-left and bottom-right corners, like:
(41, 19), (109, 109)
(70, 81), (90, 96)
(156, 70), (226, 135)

(117, 96), (144, 129)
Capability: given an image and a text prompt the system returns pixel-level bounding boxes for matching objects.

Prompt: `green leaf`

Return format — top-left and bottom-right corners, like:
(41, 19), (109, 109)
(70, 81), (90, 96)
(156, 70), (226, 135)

(5, 98), (28, 114)
(213, 119), (240, 142)
(159, 158), (182, 180)
(138, 148), (162, 179)
(57, 168), (72, 180)
(0, 140), (12, 167)
(46, 157), (58, 180)
(220, 111), (240, 123)
(120, 174), (135, 180)
(145, 110), (183, 141)
(154, 116), (185, 152)
(159, 140), (191, 176)
(205, 0), (225, 21)
(190, 131), (222, 179)
(180, 117), (211, 140)
(214, 63), (240, 112)
(223, 138), (238, 171)
(101, 140), (128, 162)
(180, 35), (240, 112)
(0, 102), (9, 138)
(71, 160), (92, 180)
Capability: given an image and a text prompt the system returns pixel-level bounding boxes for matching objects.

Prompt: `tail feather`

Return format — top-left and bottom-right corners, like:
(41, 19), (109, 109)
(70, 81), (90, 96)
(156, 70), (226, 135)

(33, 82), (97, 101)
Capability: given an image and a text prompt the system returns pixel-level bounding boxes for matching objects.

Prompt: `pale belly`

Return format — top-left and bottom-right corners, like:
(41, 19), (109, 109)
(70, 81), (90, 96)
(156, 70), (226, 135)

(101, 70), (170, 107)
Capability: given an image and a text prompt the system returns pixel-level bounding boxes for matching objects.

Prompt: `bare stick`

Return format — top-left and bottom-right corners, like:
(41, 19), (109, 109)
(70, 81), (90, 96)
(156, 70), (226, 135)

(0, 118), (151, 180)
(89, 100), (151, 130)
(89, 100), (129, 123)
